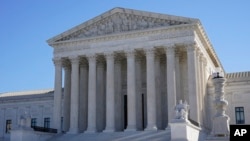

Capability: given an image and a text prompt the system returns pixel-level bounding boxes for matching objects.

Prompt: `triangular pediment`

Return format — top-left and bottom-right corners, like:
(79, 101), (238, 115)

(47, 7), (198, 44)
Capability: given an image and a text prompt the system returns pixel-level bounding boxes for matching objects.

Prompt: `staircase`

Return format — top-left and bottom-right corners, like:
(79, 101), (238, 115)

(47, 130), (171, 141)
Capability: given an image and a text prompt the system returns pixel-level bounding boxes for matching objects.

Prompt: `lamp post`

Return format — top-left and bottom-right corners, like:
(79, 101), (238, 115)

(211, 71), (230, 137)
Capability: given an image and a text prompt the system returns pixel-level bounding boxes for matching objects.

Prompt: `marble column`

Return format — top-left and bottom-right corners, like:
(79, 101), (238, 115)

(200, 55), (207, 127)
(155, 56), (162, 129)
(68, 56), (80, 134)
(166, 47), (176, 124)
(175, 51), (181, 102)
(197, 51), (202, 125)
(63, 64), (71, 132)
(86, 55), (97, 132)
(145, 49), (157, 131)
(79, 63), (88, 132)
(114, 59), (122, 131)
(160, 57), (168, 129)
(53, 58), (62, 133)
(135, 58), (143, 130)
(96, 61), (105, 132)
(198, 53), (204, 126)
(187, 43), (200, 125)
(104, 53), (115, 132)
(125, 50), (137, 131)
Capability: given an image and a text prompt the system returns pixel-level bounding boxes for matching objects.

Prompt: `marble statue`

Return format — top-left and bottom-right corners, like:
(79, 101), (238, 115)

(174, 100), (189, 121)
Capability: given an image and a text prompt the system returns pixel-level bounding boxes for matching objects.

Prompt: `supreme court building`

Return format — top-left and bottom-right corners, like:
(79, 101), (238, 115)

(1, 7), (250, 141)
(47, 7), (227, 133)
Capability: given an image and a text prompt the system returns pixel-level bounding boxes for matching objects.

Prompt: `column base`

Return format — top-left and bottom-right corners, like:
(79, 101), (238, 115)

(85, 128), (97, 133)
(145, 125), (157, 131)
(67, 128), (79, 134)
(124, 125), (137, 132)
(103, 127), (115, 132)
(165, 124), (171, 131)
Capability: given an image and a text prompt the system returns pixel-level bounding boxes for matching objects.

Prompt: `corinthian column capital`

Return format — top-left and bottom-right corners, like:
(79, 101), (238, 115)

(164, 44), (176, 55)
(144, 48), (155, 56)
(125, 49), (135, 58)
(104, 52), (114, 60)
(186, 42), (198, 52)
(86, 54), (97, 62)
(53, 57), (62, 66)
(69, 56), (80, 64)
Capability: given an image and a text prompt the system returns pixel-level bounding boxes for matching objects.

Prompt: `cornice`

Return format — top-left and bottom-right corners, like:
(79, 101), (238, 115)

(0, 94), (54, 104)
(194, 22), (224, 72)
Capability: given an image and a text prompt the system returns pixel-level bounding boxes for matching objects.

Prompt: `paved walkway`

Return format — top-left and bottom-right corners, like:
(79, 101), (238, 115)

(48, 130), (171, 141)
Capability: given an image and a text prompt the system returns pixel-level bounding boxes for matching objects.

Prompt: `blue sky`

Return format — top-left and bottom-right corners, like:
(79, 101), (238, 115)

(0, 0), (249, 93)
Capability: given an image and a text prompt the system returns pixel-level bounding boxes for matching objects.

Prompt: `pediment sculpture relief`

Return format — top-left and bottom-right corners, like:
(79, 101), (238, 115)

(57, 13), (188, 42)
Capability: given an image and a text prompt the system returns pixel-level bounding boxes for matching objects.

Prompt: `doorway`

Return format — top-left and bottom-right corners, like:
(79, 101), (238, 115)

(142, 93), (146, 130)
(124, 95), (128, 129)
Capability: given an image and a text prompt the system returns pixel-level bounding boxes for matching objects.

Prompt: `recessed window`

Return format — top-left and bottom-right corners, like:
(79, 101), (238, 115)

(5, 120), (12, 133)
(31, 118), (37, 127)
(235, 107), (245, 124)
(44, 117), (50, 128)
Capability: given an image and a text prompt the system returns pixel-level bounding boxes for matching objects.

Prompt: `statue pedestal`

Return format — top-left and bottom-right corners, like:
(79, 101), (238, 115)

(11, 129), (36, 141)
(206, 77), (229, 141)
(211, 116), (230, 136)
(205, 136), (229, 141)
(170, 121), (201, 141)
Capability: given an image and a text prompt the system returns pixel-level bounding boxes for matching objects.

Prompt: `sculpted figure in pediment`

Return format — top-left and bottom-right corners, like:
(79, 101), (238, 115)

(130, 15), (137, 30)
(138, 17), (148, 30)
(121, 14), (129, 31)
(112, 14), (123, 33)
(106, 20), (114, 34)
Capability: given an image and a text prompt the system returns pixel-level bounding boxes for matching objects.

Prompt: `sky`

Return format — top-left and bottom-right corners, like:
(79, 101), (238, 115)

(0, 0), (249, 93)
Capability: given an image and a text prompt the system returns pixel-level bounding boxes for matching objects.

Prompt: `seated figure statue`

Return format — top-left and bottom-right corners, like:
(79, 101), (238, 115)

(174, 100), (189, 122)
(18, 111), (32, 130)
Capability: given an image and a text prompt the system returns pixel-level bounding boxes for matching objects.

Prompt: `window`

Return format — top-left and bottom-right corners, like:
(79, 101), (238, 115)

(5, 120), (12, 133)
(44, 117), (50, 128)
(31, 118), (37, 127)
(235, 107), (245, 124)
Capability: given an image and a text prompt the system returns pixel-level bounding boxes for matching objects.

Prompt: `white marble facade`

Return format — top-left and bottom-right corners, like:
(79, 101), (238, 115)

(47, 7), (224, 133)
(1, 7), (250, 140)
(0, 90), (54, 139)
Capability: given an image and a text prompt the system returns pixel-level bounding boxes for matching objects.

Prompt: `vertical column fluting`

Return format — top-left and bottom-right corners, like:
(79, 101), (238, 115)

(79, 63), (88, 131)
(166, 46), (176, 124)
(86, 55), (97, 132)
(196, 51), (202, 125)
(155, 56), (162, 129)
(63, 64), (71, 132)
(175, 50), (181, 102)
(187, 43), (200, 125)
(198, 53), (205, 126)
(201, 57), (208, 128)
(145, 48), (157, 131)
(135, 57), (143, 130)
(104, 52), (115, 132)
(96, 61), (105, 132)
(68, 56), (80, 134)
(114, 59), (122, 131)
(53, 58), (62, 133)
(125, 50), (137, 131)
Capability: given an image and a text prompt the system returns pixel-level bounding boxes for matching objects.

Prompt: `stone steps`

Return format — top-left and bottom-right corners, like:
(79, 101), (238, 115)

(47, 130), (171, 141)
